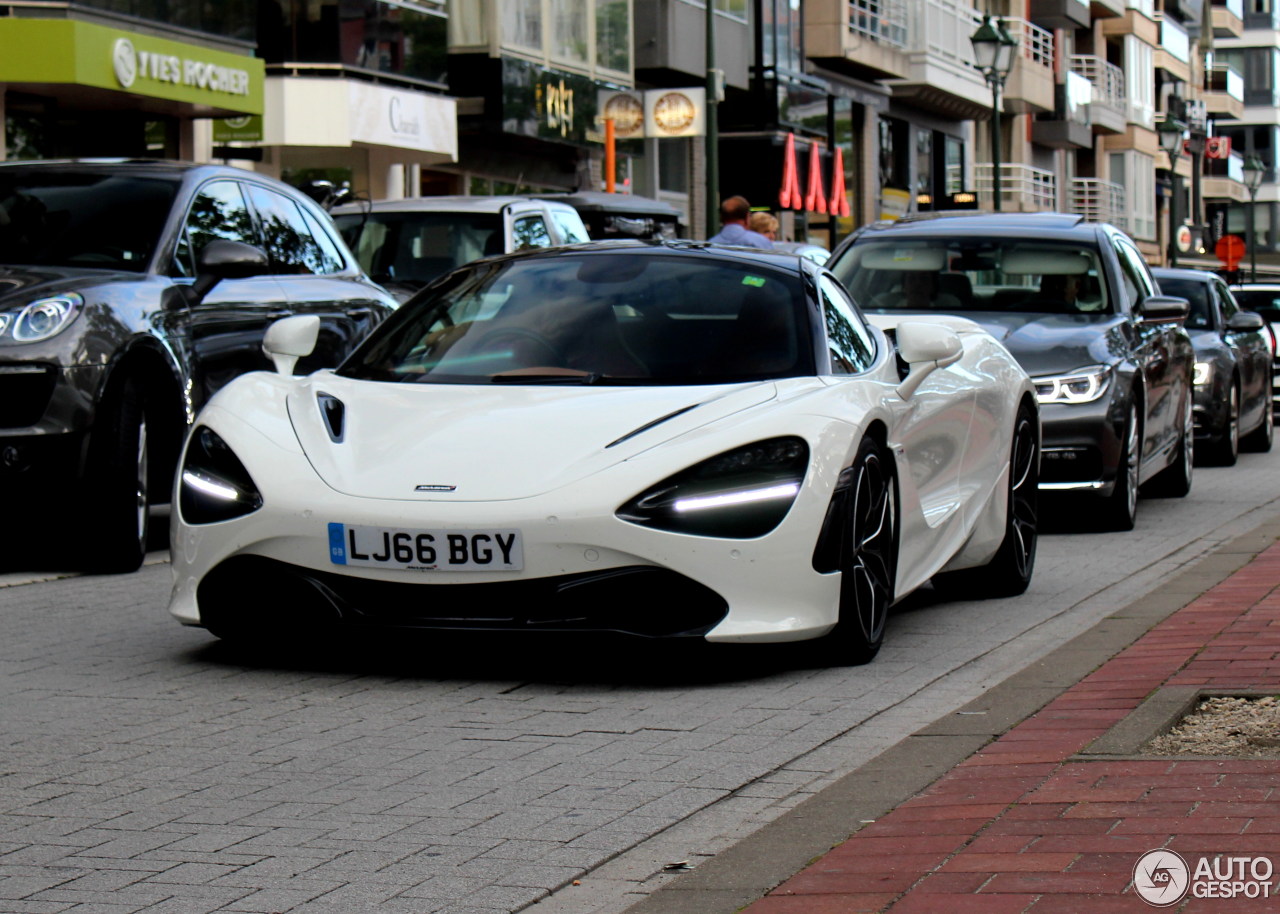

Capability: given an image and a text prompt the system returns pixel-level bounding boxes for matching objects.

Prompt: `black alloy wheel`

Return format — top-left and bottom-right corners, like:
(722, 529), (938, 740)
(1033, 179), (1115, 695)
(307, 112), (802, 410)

(933, 403), (1038, 598)
(1101, 402), (1141, 532)
(85, 377), (150, 573)
(820, 437), (898, 665)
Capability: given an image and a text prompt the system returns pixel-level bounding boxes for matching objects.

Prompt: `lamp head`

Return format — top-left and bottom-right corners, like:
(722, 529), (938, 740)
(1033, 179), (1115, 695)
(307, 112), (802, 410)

(1244, 155), (1267, 195)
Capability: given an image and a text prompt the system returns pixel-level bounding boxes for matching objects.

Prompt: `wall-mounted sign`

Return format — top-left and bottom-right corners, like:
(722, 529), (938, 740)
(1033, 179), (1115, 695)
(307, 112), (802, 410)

(213, 115), (264, 143)
(0, 18), (264, 115)
(502, 59), (618, 146)
(596, 89), (706, 139)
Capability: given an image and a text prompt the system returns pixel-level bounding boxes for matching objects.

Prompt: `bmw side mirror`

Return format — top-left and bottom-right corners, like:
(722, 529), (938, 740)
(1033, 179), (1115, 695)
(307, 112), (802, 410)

(263, 314), (320, 375)
(185, 240), (270, 306)
(1137, 295), (1189, 324)
(895, 320), (963, 400)
(1227, 311), (1265, 332)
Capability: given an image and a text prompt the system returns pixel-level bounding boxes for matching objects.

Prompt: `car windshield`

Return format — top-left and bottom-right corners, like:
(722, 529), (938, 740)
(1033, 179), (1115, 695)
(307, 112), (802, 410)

(0, 170), (178, 272)
(339, 252), (812, 385)
(1231, 287), (1280, 313)
(1154, 277), (1212, 329)
(335, 211), (504, 289)
(832, 238), (1111, 315)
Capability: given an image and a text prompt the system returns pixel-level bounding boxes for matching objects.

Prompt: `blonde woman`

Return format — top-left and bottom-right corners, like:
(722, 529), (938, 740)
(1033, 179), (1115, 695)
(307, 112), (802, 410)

(748, 211), (779, 242)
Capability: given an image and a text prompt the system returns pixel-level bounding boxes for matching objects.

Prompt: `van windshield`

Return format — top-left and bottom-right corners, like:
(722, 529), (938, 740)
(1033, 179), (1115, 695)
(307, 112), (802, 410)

(335, 212), (504, 291)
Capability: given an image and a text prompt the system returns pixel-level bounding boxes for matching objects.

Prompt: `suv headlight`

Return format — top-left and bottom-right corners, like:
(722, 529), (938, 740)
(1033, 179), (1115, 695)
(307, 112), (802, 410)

(4, 293), (83, 342)
(1033, 365), (1112, 404)
(617, 437), (809, 538)
(179, 426), (263, 524)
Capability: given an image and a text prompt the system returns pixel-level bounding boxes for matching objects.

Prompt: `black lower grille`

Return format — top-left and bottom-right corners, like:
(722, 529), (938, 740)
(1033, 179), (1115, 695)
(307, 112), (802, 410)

(199, 555), (729, 639)
(1039, 447), (1104, 483)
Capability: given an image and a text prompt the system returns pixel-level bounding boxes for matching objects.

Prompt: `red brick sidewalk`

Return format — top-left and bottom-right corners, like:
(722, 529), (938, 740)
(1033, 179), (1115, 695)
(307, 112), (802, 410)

(743, 544), (1280, 913)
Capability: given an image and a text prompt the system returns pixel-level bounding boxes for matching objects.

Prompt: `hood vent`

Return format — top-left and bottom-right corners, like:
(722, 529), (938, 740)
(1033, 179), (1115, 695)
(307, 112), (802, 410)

(606, 404), (699, 449)
(317, 393), (346, 443)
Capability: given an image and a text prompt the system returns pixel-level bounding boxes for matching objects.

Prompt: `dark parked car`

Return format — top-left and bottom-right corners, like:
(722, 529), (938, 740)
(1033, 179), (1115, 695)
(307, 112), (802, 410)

(0, 160), (396, 572)
(1152, 268), (1272, 464)
(829, 212), (1195, 531)
(1226, 281), (1280, 417)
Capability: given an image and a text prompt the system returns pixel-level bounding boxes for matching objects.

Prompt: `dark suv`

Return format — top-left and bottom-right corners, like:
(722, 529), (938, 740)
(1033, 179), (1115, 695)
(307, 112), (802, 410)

(0, 161), (396, 571)
(829, 213), (1195, 531)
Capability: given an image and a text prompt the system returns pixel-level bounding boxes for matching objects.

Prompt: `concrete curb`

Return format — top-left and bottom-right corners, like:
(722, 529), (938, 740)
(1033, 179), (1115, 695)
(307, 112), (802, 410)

(619, 516), (1280, 914)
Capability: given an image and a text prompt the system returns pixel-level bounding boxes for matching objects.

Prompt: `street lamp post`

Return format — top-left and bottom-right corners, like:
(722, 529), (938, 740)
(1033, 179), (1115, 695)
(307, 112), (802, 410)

(1244, 155), (1266, 282)
(970, 17), (1018, 212)
(1159, 117), (1188, 268)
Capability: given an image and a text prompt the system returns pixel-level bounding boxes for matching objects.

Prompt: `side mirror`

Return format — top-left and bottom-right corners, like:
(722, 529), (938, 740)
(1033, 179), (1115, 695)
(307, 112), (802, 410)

(1137, 294), (1189, 323)
(895, 320), (963, 400)
(263, 314), (320, 375)
(1227, 311), (1265, 332)
(186, 240), (270, 305)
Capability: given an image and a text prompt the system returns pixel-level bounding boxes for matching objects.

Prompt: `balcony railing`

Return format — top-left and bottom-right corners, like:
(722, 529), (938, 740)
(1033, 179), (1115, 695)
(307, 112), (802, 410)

(1070, 178), (1127, 228)
(848, 0), (909, 48)
(1157, 15), (1190, 64)
(1004, 18), (1054, 68)
(919, 0), (984, 73)
(975, 163), (1057, 211)
(1068, 55), (1126, 123)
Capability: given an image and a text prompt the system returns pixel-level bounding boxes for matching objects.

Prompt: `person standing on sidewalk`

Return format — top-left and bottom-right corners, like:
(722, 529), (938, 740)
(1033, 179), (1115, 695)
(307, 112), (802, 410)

(709, 196), (774, 248)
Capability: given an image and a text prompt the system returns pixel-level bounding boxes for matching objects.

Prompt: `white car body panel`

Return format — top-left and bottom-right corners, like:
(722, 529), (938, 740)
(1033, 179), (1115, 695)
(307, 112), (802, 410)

(170, 308), (1035, 646)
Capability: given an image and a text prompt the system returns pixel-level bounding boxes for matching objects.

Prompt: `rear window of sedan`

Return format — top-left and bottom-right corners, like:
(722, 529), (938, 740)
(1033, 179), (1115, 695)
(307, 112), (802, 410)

(339, 253), (813, 384)
(833, 238), (1111, 316)
(0, 170), (178, 272)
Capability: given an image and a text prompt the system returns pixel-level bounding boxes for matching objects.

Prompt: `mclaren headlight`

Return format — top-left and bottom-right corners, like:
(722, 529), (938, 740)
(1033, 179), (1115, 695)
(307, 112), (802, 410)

(1033, 365), (1112, 404)
(617, 437), (809, 538)
(179, 426), (263, 524)
(3, 293), (83, 343)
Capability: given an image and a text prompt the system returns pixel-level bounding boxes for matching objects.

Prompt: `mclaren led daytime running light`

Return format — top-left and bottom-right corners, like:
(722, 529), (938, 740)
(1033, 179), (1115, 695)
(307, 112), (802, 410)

(674, 482), (802, 513)
(182, 470), (240, 502)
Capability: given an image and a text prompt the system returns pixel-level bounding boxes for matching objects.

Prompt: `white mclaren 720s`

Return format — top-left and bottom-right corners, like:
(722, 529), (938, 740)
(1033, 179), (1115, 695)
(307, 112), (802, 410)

(169, 240), (1039, 664)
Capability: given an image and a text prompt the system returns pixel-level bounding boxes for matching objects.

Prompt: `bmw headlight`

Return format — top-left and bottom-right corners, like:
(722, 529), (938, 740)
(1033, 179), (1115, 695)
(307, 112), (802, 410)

(1193, 361), (1213, 386)
(4, 293), (83, 342)
(617, 437), (809, 538)
(1033, 365), (1112, 404)
(179, 426), (263, 524)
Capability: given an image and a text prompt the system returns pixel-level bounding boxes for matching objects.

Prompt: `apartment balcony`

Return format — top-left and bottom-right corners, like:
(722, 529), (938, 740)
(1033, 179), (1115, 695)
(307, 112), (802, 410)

(1204, 150), (1249, 203)
(1099, 8), (1160, 46)
(806, 0), (910, 81)
(884, 0), (995, 119)
(1028, 0), (1088, 29)
(1212, 0), (1245, 37)
(1154, 15), (1191, 83)
(1032, 71), (1093, 148)
(975, 163), (1057, 212)
(1002, 18), (1055, 114)
(1069, 178), (1127, 228)
(1204, 64), (1245, 119)
(1068, 55), (1126, 135)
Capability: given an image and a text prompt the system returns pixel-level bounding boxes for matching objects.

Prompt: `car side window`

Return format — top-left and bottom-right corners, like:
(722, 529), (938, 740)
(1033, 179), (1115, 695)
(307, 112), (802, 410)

(173, 180), (257, 278)
(820, 275), (876, 374)
(513, 216), (553, 249)
(1112, 237), (1153, 312)
(243, 184), (338, 275)
(1216, 281), (1240, 321)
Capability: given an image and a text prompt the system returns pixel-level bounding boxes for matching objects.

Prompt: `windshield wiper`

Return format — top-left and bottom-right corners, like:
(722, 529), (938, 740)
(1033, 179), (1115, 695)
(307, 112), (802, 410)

(490, 371), (606, 384)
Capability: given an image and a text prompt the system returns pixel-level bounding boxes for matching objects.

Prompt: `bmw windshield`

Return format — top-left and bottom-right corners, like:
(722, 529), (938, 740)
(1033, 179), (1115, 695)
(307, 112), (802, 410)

(0, 170), (178, 272)
(339, 251), (813, 385)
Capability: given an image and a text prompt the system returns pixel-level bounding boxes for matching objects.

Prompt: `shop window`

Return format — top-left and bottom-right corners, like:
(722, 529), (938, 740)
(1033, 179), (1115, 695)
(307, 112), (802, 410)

(553, 0), (590, 64)
(504, 0), (544, 51)
(760, 0), (803, 73)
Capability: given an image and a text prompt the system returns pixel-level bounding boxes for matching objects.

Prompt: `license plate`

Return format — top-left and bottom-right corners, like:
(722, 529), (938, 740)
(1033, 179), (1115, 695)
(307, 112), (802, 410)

(328, 523), (523, 571)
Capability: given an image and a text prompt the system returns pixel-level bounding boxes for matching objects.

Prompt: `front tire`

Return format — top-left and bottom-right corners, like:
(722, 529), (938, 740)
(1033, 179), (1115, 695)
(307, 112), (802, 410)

(1101, 402), (1140, 531)
(817, 437), (898, 665)
(84, 377), (149, 574)
(1241, 393), (1274, 452)
(1201, 381), (1239, 466)
(933, 403), (1038, 598)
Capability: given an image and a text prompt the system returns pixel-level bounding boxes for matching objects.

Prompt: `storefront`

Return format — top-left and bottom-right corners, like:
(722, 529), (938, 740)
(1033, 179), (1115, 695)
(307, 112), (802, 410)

(0, 17), (263, 160)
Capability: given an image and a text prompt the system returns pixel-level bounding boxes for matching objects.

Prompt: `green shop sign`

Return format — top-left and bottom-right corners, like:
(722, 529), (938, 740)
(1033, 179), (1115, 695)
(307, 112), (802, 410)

(0, 19), (264, 115)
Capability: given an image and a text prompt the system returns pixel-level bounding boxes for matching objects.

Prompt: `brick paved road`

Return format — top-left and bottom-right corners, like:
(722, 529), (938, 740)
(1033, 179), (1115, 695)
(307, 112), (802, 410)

(4, 451), (1280, 913)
